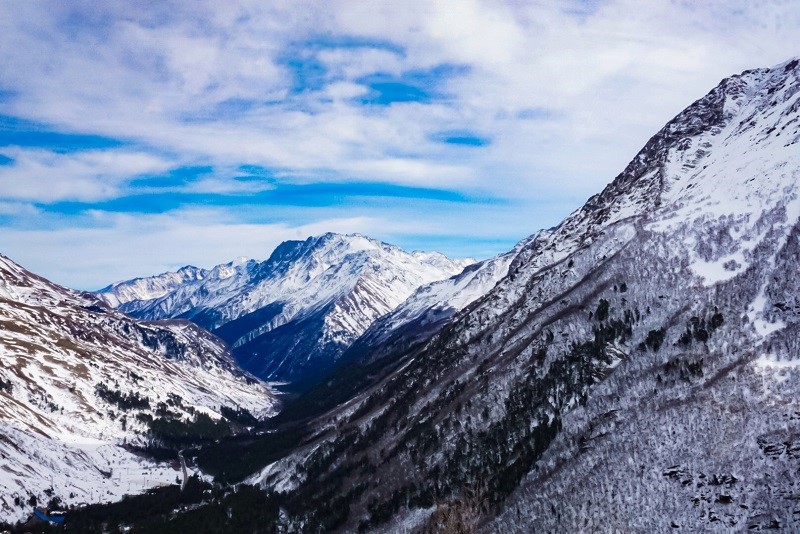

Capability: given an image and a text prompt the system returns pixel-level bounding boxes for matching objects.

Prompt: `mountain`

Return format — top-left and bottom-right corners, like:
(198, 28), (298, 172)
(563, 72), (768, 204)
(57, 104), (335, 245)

(97, 233), (472, 386)
(0, 254), (276, 524)
(97, 264), (209, 308)
(212, 59), (800, 532)
(346, 238), (529, 365)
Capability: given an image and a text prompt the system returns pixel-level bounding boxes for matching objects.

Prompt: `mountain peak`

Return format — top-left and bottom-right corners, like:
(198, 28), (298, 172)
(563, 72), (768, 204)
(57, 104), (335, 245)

(518, 58), (800, 276)
(96, 233), (471, 384)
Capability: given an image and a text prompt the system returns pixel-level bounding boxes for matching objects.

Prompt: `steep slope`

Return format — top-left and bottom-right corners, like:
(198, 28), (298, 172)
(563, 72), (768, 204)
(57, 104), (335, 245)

(347, 239), (528, 364)
(0, 254), (276, 523)
(272, 244), (525, 425)
(230, 59), (800, 532)
(98, 233), (472, 385)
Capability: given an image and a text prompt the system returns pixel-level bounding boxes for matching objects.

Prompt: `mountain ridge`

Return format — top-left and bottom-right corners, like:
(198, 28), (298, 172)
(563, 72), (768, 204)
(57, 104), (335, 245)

(97, 233), (473, 385)
(0, 253), (277, 523)
(229, 58), (800, 532)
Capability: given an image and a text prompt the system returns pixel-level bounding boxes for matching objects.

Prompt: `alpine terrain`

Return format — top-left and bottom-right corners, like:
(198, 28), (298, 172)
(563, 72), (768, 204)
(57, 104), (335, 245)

(271, 241), (530, 425)
(0, 254), (277, 524)
(98, 233), (471, 386)
(202, 58), (800, 532)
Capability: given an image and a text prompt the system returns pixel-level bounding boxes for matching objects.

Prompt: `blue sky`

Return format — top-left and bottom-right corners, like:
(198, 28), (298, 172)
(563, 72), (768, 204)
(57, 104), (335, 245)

(0, 1), (798, 289)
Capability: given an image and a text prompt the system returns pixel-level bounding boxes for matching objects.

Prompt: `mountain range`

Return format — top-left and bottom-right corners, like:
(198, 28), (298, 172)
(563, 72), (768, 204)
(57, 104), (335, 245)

(227, 57), (800, 532)
(2, 57), (800, 531)
(97, 233), (473, 386)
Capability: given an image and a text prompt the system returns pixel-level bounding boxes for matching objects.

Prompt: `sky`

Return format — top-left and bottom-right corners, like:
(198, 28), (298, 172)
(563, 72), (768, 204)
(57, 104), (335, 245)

(0, 0), (798, 289)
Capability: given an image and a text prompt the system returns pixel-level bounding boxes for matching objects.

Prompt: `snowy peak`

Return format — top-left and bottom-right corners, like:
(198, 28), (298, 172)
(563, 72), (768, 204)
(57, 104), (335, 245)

(96, 233), (473, 384)
(0, 253), (88, 307)
(98, 264), (208, 307)
(584, 58), (799, 226)
(256, 233), (471, 280)
(505, 59), (800, 291)
(255, 233), (385, 281)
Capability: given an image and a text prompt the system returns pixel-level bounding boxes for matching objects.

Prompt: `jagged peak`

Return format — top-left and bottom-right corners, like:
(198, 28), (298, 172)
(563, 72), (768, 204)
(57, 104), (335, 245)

(506, 58), (800, 286)
(176, 264), (206, 274)
(261, 232), (452, 271)
(546, 58), (800, 241)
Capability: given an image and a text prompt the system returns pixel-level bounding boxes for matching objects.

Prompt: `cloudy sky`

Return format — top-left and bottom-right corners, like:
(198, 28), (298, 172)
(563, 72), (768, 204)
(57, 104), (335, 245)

(0, 0), (798, 289)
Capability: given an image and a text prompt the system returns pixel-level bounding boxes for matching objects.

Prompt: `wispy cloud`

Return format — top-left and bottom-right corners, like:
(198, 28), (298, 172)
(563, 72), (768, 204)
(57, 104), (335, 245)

(0, 147), (173, 202)
(0, 0), (798, 286)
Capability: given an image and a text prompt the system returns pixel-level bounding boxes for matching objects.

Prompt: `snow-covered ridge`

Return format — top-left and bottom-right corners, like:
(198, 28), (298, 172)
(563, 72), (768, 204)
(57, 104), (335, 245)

(455, 58), (800, 530)
(0, 254), (276, 523)
(97, 265), (209, 307)
(242, 58), (800, 531)
(97, 233), (473, 383)
(351, 236), (530, 358)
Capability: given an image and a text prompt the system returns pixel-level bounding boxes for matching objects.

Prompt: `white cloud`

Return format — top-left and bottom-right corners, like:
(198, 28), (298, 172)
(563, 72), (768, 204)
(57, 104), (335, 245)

(2, 1), (795, 196)
(0, 148), (173, 202)
(0, 0), (799, 285)
(317, 47), (405, 80)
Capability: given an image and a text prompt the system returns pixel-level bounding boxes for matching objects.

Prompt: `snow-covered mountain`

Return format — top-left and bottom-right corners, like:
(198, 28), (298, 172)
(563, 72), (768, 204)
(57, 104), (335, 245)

(98, 264), (209, 308)
(346, 238), (529, 365)
(233, 58), (800, 531)
(97, 233), (472, 385)
(0, 254), (276, 523)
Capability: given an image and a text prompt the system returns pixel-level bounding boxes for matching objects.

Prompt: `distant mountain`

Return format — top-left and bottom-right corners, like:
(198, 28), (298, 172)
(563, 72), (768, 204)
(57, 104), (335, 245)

(0, 254), (276, 524)
(97, 233), (472, 385)
(230, 59), (800, 532)
(346, 238), (529, 365)
(98, 264), (208, 307)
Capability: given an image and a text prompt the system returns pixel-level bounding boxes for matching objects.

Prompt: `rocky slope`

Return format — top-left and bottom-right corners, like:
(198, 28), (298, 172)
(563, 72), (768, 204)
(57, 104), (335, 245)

(0, 254), (276, 523)
(233, 58), (800, 532)
(98, 233), (472, 385)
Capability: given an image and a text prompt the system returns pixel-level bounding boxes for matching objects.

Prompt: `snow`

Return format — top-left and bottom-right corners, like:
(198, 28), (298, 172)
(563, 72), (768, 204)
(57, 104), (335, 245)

(0, 254), (277, 523)
(689, 248), (749, 286)
(0, 422), (179, 521)
(753, 354), (800, 370)
(748, 289), (787, 337)
(97, 233), (473, 378)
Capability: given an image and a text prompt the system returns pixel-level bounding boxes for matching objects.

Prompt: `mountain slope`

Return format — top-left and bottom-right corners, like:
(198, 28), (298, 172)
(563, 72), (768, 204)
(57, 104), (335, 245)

(98, 233), (472, 385)
(229, 59), (800, 532)
(271, 243), (526, 425)
(487, 57), (800, 533)
(346, 238), (528, 365)
(0, 254), (276, 523)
